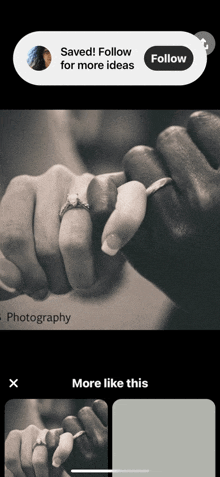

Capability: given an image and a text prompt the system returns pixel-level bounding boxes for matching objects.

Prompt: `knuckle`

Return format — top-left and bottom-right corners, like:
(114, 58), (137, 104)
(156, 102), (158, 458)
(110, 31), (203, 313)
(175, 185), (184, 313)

(82, 449), (95, 463)
(169, 223), (192, 247)
(40, 164), (74, 191)
(123, 145), (149, 165)
(62, 415), (77, 432)
(8, 174), (34, 189)
(157, 125), (185, 149)
(59, 235), (87, 256)
(47, 164), (69, 175)
(21, 459), (32, 474)
(32, 455), (44, 468)
(5, 456), (18, 471)
(77, 406), (91, 420)
(5, 430), (21, 468)
(0, 225), (28, 258)
(36, 240), (60, 263)
(123, 145), (153, 180)
(81, 172), (94, 181)
(193, 187), (213, 213)
(189, 179), (219, 216)
(93, 398), (106, 408)
(92, 429), (107, 450)
(6, 429), (20, 440)
(188, 110), (213, 128)
(44, 164), (73, 182)
(26, 424), (38, 433)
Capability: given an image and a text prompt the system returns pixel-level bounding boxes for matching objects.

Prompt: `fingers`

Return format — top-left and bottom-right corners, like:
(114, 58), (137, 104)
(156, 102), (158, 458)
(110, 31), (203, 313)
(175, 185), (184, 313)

(52, 433), (74, 468)
(0, 257), (23, 301)
(87, 175), (118, 230)
(45, 429), (63, 451)
(32, 446), (48, 477)
(0, 166), (93, 298)
(62, 403), (108, 471)
(5, 426), (52, 477)
(0, 167), (125, 296)
(92, 400), (108, 427)
(101, 181), (147, 256)
(87, 155), (148, 258)
(77, 405), (107, 444)
(98, 171), (126, 188)
(156, 125), (214, 192)
(59, 173), (96, 289)
(122, 145), (178, 231)
(5, 430), (26, 477)
(187, 110), (220, 169)
(123, 145), (168, 187)
(59, 208), (94, 289)
(62, 416), (83, 435)
(0, 176), (48, 299)
(77, 405), (108, 467)
(20, 425), (39, 477)
(62, 416), (92, 466)
(34, 165), (73, 295)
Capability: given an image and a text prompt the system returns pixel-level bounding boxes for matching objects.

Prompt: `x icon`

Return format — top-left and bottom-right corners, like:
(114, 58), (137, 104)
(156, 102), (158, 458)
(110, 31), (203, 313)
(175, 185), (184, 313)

(9, 379), (18, 388)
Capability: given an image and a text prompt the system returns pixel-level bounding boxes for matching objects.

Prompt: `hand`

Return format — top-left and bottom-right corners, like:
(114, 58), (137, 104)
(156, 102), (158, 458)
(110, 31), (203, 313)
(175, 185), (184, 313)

(101, 111), (220, 315)
(5, 400), (108, 477)
(61, 399), (108, 475)
(5, 425), (65, 477)
(0, 165), (125, 300)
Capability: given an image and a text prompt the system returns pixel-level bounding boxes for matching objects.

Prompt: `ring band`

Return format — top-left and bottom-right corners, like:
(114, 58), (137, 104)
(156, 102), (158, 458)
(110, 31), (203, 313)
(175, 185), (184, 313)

(59, 178), (172, 221)
(33, 429), (48, 451)
(32, 439), (47, 451)
(59, 193), (90, 221)
(73, 430), (86, 440)
(145, 177), (172, 197)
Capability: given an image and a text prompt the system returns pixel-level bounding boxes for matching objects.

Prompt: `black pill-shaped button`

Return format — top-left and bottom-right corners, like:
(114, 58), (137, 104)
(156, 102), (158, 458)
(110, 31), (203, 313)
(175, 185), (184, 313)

(144, 46), (193, 70)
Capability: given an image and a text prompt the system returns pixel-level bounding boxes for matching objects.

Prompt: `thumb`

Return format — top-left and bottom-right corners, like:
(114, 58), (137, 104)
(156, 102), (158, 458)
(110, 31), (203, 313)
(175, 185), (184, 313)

(101, 181), (147, 256)
(52, 433), (74, 468)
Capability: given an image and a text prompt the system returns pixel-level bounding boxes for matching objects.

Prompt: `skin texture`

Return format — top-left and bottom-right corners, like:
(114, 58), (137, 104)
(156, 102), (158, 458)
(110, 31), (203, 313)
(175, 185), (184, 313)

(0, 168), (125, 300)
(120, 111), (220, 315)
(62, 400), (108, 474)
(5, 400), (108, 477)
(1, 111), (220, 317)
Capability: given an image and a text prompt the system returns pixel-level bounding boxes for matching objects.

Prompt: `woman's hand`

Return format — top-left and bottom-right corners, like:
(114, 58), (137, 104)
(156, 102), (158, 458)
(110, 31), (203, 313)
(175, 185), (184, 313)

(0, 165), (125, 300)
(5, 426), (65, 477)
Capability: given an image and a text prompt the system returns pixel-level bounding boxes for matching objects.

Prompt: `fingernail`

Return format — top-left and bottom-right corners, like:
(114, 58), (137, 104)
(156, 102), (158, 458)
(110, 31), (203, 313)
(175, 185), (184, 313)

(0, 278), (17, 294)
(101, 234), (122, 256)
(52, 457), (62, 468)
(28, 289), (49, 301)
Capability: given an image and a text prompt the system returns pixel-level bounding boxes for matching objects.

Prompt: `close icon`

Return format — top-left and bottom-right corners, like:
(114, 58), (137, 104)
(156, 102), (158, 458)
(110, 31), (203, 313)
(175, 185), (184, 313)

(9, 379), (18, 388)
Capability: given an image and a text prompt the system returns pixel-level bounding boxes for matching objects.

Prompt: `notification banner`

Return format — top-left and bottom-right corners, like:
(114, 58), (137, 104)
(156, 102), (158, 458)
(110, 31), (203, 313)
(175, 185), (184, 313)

(13, 31), (207, 86)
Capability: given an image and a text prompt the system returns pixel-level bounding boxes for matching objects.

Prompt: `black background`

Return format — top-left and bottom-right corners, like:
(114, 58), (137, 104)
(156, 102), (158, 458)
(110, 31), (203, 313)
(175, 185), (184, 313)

(1, 22), (218, 476)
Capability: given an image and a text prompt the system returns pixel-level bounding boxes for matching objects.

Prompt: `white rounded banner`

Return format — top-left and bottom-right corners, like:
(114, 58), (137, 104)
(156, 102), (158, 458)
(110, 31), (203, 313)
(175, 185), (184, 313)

(13, 31), (207, 86)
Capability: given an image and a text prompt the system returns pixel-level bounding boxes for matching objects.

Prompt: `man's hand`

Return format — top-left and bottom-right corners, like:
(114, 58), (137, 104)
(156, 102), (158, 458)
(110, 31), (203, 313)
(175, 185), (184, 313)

(101, 111), (220, 315)
(61, 400), (108, 475)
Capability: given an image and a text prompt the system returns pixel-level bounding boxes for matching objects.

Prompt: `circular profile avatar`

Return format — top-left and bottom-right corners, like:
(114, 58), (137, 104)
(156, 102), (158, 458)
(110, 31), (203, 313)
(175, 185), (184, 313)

(27, 46), (52, 70)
